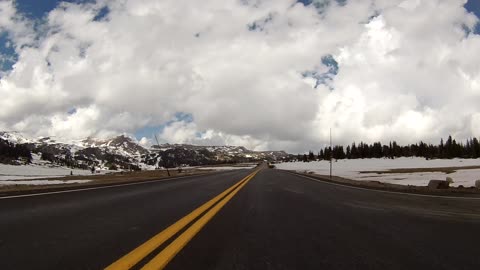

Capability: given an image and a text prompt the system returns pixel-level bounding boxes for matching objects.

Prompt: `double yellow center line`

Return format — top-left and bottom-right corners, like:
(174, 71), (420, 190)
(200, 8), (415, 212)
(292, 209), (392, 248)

(105, 169), (260, 270)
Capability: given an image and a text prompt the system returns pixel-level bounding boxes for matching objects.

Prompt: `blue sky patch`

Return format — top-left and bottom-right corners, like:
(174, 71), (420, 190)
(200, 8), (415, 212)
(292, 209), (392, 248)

(0, 33), (17, 73)
(14, 0), (60, 19)
(174, 112), (193, 123)
(134, 112), (194, 140)
(67, 108), (77, 115)
(302, 54), (339, 89)
(134, 125), (165, 140)
(93, 6), (109, 21)
(321, 55), (339, 75)
(14, 0), (96, 20)
(465, 0), (480, 33)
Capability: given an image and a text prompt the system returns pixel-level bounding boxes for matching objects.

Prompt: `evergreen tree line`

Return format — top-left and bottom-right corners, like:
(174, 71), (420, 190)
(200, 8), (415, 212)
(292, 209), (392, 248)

(297, 135), (480, 162)
(0, 138), (32, 164)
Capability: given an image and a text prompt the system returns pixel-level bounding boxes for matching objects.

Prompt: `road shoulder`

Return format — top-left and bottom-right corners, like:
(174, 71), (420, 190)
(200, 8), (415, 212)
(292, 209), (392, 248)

(282, 169), (480, 198)
(0, 169), (235, 198)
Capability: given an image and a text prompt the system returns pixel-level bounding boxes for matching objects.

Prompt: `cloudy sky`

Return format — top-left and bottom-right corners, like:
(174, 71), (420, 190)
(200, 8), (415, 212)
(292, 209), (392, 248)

(0, 0), (479, 152)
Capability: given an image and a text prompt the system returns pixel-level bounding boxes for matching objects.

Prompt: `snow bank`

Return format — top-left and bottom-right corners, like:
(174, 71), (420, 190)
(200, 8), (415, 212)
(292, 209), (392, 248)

(0, 179), (92, 186)
(0, 163), (105, 181)
(275, 157), (480, 187)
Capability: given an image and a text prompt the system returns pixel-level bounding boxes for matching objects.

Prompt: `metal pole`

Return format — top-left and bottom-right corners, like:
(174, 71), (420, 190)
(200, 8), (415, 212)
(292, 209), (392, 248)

(330, 128), (332, 180)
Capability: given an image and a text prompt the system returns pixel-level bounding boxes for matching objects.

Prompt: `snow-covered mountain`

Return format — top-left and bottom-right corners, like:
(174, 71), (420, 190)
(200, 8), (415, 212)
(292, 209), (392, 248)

(0, 131), (33, 144)
(0, 131), (290, 170)
(82, 135), (150, 156)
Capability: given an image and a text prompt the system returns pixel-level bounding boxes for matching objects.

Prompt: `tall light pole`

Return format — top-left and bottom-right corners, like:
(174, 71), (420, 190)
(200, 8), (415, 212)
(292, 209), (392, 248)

(330, 128), (332, 180)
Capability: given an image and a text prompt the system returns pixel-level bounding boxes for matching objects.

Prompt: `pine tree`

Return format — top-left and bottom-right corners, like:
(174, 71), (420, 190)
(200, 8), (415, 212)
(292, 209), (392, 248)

(473, 138), (480, 158)
(318, 149), (324, 160)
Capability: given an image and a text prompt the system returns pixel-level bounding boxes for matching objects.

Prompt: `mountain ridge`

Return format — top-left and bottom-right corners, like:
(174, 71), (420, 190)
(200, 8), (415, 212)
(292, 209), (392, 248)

(0, 131), (290, 170)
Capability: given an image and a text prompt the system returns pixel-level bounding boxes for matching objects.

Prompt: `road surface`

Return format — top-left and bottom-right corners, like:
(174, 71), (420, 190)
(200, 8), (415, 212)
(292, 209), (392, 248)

(1, 167), (480, 270)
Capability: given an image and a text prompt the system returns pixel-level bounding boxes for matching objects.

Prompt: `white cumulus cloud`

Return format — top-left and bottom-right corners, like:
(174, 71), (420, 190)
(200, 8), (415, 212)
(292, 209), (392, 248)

(0, 0), (479, 152)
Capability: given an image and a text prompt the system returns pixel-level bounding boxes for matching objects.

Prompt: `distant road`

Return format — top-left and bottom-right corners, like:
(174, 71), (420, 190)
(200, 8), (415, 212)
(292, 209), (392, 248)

(1, 168), (480, 269)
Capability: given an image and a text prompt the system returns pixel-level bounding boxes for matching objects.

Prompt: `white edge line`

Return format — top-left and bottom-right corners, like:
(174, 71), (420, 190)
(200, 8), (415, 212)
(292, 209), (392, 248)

(286, 171), (480, 200)
(0, 170), (241, 200)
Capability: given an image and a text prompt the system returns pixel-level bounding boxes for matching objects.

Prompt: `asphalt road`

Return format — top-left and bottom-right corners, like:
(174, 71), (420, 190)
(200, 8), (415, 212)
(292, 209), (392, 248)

(1, 168), (480, 270)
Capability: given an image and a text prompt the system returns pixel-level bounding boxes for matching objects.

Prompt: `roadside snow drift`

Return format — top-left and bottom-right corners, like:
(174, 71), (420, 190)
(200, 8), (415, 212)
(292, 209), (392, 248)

(276, 158), (480, 187)
(0, 179), (91, 186)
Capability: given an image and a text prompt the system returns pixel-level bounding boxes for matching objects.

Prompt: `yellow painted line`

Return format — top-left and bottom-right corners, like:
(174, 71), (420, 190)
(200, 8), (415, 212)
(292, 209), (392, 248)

(105, 170), (259, 270)
(140, 170), (259, 270)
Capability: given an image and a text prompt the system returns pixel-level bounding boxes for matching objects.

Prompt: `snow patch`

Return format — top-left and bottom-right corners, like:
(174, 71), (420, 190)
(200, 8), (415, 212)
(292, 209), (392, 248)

(276, 158), (480, 187)
(0, 179), (92, 186)
(0, 163), (105, 181)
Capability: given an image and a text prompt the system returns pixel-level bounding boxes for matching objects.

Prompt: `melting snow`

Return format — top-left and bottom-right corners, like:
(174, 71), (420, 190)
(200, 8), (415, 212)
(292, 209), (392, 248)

(0, 179), (92, 186)
(276, 157), (480, 187)
(0, 162), (105, 181)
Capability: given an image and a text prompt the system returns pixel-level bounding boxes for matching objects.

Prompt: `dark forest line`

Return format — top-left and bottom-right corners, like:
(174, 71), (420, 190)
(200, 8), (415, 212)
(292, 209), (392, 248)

(296, 135), (480, 162)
